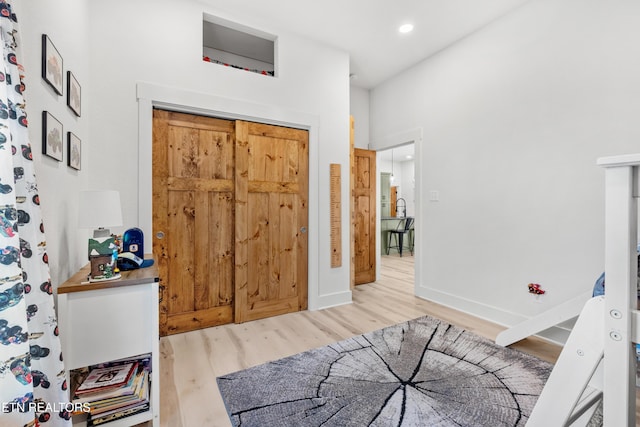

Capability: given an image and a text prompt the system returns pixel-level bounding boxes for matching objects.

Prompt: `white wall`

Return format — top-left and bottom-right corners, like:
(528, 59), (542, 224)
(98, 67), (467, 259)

(16, 0), (90, 287)
(349, 86), (370, 149)
(399, 161), (415, 217)
(19, 0), (352, 309)
(370, 0), (640, 340)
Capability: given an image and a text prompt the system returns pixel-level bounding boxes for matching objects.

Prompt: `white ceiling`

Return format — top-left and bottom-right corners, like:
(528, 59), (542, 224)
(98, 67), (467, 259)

(204, 0), (530, 88)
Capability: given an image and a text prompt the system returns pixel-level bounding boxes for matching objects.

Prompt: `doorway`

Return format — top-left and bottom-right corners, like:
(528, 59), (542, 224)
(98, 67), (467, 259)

(377, 143), (416, 281)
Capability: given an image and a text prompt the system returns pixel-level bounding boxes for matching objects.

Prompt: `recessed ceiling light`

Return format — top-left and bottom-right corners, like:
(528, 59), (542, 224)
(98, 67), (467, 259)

(399, 24), (414, 34)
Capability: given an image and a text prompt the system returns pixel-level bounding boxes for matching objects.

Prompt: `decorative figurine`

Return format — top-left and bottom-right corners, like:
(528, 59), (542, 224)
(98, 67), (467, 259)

(528, 283), (546, 295)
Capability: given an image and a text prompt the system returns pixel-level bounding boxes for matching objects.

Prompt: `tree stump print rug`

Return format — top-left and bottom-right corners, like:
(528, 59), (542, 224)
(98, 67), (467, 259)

(217, 315), (554, 427)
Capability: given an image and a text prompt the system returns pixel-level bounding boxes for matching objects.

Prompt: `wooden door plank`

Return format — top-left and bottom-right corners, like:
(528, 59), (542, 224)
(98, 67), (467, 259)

(211, 191), (234, 309)
(167, 191), (196, 315)
(247, 192), (269, 305)
(249, 134), (268, 181)
(243, 296), (300, 322)
(234, 121), (249, 324)
(165, 306), (233, 333)
(280, 193), (296, 298)
(267, 191), (281, 301)
(168, 126), (198, 179)
(194, 190), (210, 311)
(248, 181), (299, 194)
(167, 177), (234, 192)
(152, 111), (170, 335)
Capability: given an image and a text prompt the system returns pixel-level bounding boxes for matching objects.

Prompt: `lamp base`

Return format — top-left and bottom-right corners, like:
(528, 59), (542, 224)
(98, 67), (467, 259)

(93, 228), (111, 238)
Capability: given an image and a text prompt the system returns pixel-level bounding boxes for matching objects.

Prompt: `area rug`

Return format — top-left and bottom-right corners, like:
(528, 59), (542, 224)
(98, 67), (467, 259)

(217, 315), (554, 427)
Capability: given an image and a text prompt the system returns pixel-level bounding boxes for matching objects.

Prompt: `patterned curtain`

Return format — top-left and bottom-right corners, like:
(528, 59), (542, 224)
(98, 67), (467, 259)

(0, 2), (71, 426)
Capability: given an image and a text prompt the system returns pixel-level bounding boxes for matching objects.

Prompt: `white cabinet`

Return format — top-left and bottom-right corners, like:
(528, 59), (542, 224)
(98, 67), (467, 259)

(57, 258), (159, 426)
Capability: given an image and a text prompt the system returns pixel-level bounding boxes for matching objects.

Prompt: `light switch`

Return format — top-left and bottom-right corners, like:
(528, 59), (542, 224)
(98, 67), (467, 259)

(429, 190), (439, 201)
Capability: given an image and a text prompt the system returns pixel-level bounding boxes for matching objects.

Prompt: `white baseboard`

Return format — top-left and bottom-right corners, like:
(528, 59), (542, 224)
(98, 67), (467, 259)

(311, 290), (353, 311)
(416, 286), (572, 346)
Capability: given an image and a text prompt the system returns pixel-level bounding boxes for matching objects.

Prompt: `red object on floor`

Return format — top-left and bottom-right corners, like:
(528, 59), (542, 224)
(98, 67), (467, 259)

(528, 283), (546, 294)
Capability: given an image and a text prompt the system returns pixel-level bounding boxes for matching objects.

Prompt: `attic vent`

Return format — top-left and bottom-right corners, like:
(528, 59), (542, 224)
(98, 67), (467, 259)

(203, 14), (276, 77)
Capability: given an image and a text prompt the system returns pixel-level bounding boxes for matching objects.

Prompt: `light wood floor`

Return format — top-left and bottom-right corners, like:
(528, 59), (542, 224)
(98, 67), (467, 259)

(158, 254), (582, 426)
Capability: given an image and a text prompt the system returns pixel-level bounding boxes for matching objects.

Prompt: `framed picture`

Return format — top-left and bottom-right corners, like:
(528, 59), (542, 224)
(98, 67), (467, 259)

(67, 71), (81, 116)
(41, 34), (63, 95)
(67, 132), (81, 170)
(42, 111), (63, 161)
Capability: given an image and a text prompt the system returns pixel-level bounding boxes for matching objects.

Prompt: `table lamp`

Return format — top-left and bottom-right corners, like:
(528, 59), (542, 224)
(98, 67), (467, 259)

(78, 190), (123, 238)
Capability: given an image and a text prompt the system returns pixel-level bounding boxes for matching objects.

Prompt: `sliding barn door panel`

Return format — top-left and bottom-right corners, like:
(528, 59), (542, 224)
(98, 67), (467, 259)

(235, 121), (308, 323)
(153, 110), (235, 335)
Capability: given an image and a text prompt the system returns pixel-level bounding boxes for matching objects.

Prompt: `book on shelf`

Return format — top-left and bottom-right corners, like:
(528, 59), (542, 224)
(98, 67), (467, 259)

(75, 362), (136, 394)
(71, 354), (152, 423)
(88, 403), (150, 427)
(87, 370), (150, 426)
(89, 370), (149, 416)
(73, 363), (139, 402)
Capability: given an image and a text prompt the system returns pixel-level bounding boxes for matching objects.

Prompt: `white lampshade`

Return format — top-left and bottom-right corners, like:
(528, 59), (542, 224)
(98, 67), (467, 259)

(78, 190), (123, 237)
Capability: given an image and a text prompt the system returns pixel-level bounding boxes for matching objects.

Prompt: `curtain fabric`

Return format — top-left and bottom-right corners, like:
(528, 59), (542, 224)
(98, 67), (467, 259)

(0, 2), (70, 426)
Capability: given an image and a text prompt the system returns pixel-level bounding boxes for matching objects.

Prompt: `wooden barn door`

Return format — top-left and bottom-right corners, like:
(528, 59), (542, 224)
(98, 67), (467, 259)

(153, 110), (309, 334)
(234, 121), (309, 323)
(353, 148), (376, 284)
(153, 110), (236, 335)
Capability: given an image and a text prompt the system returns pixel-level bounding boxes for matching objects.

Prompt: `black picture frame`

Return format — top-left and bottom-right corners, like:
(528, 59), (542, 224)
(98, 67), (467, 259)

(42, 111), (63, 161)
(41, 34), (63, 95)
(67, 132), (81, 170)
(67, 71), (81, 116)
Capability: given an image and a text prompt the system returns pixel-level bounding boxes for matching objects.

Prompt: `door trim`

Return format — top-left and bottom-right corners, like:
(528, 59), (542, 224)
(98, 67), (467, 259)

(136, 82), (339, 311)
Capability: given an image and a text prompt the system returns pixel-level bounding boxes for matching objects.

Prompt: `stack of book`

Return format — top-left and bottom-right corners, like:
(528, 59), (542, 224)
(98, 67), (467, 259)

(72, 354), (151, 426)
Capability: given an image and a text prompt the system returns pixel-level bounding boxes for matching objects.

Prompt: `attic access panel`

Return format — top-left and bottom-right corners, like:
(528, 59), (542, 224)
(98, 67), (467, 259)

(203, 15), (276, 77)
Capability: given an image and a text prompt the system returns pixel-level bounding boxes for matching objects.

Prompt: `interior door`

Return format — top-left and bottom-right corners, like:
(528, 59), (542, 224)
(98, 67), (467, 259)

(353, 148), (376, 284)
(234, 121), (309, 323)
(153, 110), (235, 335)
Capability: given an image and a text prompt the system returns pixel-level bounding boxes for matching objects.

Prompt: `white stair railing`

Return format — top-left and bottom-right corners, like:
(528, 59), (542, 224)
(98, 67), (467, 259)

(598, 153), (639, 426)
(525, 153), (639, 426)
(495, 290), (592, 347)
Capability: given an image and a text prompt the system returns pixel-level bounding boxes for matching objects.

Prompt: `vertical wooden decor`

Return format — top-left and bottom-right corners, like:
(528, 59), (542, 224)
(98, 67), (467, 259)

(330, 163), (342, 268)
